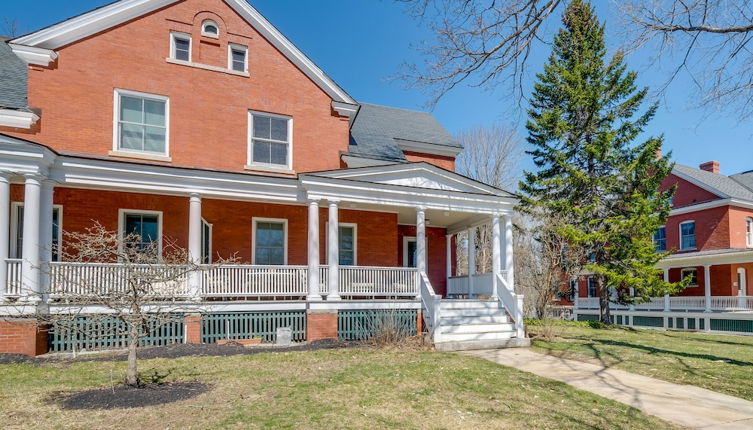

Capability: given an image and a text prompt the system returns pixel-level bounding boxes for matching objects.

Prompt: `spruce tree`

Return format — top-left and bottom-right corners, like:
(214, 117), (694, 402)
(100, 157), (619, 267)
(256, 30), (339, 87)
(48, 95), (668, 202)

(519, 0), (687, 323)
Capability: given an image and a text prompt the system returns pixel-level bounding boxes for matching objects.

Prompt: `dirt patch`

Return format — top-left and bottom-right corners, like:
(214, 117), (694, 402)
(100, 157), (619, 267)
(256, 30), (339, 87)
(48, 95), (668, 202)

(0, 354), (36, 365)
(52, 382), (209, 410)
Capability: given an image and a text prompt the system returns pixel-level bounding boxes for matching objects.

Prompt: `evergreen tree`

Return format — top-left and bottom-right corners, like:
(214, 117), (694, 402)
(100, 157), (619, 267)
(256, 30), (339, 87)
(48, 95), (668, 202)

(519, 0), (687, 323)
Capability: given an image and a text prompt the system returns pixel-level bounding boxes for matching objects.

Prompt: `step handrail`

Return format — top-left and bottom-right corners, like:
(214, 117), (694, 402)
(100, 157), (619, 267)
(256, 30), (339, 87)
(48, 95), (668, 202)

(496, 273), (525, 337)
(418, 271), (441, 336)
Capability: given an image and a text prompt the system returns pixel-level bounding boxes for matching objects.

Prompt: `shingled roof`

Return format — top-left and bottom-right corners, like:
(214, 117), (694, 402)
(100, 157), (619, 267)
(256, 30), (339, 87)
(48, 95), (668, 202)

(0, 37), (30, 111)
(674, 164), (753, 202)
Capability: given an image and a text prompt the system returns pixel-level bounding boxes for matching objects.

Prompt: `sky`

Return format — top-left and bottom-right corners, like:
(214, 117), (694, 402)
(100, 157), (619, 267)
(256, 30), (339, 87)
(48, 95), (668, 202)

(4, 0), (753, 177)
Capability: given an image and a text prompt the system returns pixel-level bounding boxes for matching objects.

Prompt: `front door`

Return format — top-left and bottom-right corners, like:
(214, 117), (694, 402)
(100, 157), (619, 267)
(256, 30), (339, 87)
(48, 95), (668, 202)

(406, 240), (417, 267)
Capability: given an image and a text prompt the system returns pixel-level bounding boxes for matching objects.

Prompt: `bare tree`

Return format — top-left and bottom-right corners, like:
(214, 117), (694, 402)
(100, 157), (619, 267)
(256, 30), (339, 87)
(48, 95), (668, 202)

(31, 223), (236, 387)
(2, 19), (20, 38)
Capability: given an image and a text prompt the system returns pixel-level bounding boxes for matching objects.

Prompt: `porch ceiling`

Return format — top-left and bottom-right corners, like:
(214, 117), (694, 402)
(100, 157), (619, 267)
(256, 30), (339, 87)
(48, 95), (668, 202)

(340, 201), (483, 228)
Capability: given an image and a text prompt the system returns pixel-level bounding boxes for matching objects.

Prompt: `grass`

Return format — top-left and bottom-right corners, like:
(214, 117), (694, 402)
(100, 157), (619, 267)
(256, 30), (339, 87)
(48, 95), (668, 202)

(0, 347), (674, 429)
(529, 320), (753, 401)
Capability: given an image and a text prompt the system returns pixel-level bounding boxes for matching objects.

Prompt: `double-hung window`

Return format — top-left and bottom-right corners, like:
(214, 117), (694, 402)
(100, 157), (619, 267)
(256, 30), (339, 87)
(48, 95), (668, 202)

(680, 221), (696, 250)
(746, 218), (753, 248)
(170, 32), (191, 62)
(11, 203), (62, 261)
(201, 219), (212, 264)
(115, 90), (168, 156)
(121, 211), (161, 254)
(254, 219), (286, 265)
(587, 277), (597, 298)
(248, 112), (291, 169)
(681, 268), (698, 287)
(654, 226), (667, 252)
(332, 224), (356, 266)
(229, 44), (248, 72)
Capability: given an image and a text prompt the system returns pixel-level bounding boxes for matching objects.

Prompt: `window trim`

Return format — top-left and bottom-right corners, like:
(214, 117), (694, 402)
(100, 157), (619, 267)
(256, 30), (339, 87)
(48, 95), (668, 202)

(247, 110), (293, 171)
(587, 276), (597, 298)
(112, 89), (170, 158)
(654, 225), (667, 252)
(228, 43), (248, 73)
(746, 217), (753, 248)
(326, 222), (357, 266)
(201, 218), (212, 264)
(681, 267), (699, 287)
(679, 220), (697, 251)
(10, 202), (63, 261)
(201, 20), (220, 38)
(117, 209), (163, 256)
(169, 31), (191, 62)
(252, 217), (288, 265)
(402, 236), (428, 268)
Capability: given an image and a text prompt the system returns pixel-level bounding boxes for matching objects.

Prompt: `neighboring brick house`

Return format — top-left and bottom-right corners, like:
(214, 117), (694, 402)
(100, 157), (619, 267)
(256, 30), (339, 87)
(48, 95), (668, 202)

(0, 0), (524, 355)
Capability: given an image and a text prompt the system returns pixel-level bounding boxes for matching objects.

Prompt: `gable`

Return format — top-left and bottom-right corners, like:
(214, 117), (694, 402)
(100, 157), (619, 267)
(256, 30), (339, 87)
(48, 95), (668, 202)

(662, 173), (724, 208)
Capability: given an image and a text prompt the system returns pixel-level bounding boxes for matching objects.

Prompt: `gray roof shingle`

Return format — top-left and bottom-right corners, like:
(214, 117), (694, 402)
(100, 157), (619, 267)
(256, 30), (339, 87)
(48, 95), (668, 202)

(348, 103), (461, 162)
(674, 164), (753, 202)
(0, 37), (29, 111)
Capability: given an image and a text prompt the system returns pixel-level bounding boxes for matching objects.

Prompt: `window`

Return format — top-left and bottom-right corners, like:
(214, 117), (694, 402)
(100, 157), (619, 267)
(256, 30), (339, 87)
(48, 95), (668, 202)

(201, 20), (219, 38)
(338, 224), (356, 266)
(115, 90), (168, 156)
(654, 226), (667, 252)
(201, 219), (212, 264)
(170, 32), (191, 62)
(569, 279), (577, 301)
(680, 221), (696, 250)
(681, 268), (698, 287)
(747, 218), (753, 248)
(587, 277), (597, 297)
(248, 112), (291, 168)
(120, 211), (161, 253)
(253, 219), (287, 265)
(10, 203), (62, 261)
(228, 43), (248, 72)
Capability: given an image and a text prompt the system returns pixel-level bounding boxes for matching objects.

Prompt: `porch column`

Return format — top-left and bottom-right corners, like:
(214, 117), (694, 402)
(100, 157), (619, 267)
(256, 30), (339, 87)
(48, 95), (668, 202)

(491, 214), (501, 300)
(0, 173), (10, 301)
(187, 194), (202, 300)
(327, 201), (340, 300)
(21, 174), (42, 301)
(307, 200), (322, 301)
(502, 214), (515, 290)
(467, 227), (476, 297)
(704, 264), (712, 312)
(573, 278), (580, 309)
(416, 207), (426, 275)
(445, 233), (451, 278)
(629, 287), (635, 311)
(663, 269), (670, 311)
(39, 180), (54, 302)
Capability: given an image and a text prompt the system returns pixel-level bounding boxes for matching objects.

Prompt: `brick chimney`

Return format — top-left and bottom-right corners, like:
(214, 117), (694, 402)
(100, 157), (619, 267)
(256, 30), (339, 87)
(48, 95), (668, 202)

(699, 161), (720, 174)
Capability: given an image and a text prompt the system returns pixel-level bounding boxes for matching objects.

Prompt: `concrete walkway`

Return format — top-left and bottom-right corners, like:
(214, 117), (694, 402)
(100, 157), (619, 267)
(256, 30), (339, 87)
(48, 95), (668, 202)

(463, 348), (753, 429)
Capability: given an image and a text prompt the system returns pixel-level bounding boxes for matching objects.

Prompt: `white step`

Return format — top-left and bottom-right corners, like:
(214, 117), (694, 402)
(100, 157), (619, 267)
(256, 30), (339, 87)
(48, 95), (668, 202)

(440, 300), (500, 310)
(440, 322), (515, 334)
(441, 315), (510, 325)
(435, 337), (531, 352)
(440, 308), (507, 318)
(436, 330), (515, 343)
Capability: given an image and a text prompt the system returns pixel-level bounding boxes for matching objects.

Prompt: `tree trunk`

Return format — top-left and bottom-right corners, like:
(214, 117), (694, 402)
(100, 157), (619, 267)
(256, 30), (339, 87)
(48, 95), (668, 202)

(125, 322), (139, 387)
(598, 277), (612, 324)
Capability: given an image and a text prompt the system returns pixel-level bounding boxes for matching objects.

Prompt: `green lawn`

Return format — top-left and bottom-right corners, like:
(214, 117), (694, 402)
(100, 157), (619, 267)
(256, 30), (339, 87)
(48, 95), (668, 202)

(530, 320), (753, 401)
(0, 347), (674, 429)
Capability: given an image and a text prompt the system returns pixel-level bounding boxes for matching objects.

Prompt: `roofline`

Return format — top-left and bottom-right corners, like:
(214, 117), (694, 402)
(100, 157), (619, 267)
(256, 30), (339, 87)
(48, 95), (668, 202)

(672, 166), (730, 199)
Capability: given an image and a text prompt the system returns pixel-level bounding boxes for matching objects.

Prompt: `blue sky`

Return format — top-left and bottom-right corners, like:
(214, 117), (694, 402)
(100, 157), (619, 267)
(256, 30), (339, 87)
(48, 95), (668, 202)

(4, 0), (752, 176)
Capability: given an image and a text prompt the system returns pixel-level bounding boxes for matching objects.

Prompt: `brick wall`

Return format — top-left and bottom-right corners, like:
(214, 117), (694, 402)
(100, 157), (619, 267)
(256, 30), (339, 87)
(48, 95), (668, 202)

(184, 314), (202, 344)
(306, 311), (337, 341)
(728, 206), (753, 249)
(662, 174), (722, 208)
(666, 206), (731, 252)
(0, 319), (48, 356)
(397, 225), (448, 296)
(1, 0), (349, 174)
(403, 151), (456, 171)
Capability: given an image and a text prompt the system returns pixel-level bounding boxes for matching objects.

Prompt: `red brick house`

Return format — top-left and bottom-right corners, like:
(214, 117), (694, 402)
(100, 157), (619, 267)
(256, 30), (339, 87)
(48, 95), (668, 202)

(0, 0), (525, 355)
(571, 160), (753, 332)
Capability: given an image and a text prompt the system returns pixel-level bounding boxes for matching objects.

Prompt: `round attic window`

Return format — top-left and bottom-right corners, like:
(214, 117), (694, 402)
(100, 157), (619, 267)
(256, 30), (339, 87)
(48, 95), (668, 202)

(201, 20), (219, 38)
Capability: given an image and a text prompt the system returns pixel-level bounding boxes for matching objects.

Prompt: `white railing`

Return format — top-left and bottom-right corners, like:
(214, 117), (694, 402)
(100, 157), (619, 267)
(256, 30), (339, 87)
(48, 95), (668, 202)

(669, 296), (706, 311)
(49, 262), (190, 297)
(578, 297), (600, 309)
(201, 265), (307, 297)
(574, 295), (753, 312)
(496, 273), (524, 337)
(5, 258), (22, 296)
(446, 273), (493, 298)
(338, 266), (417, 297)
(711, 296), (753, 311)
(633, 297), (666, 311)
(419, 272), (441, 336)
(447, 276), (468, 297)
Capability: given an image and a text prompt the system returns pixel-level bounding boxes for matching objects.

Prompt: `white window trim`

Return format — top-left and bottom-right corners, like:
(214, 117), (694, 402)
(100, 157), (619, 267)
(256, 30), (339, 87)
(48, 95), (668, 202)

(201, 20), (220, 38)
(746, 217), (753, 248)
(10, 202), (63, 261)
(169, 31), (191, 62)
(587, 276), (597, 298)
(228, 43), (248, 73)
(252, 217), (288, 265)
(202, 218), (212, 264)
(679, 220), (696, 251)
(247, 110), (293, 171)
(326, 222), (357, 265)
(117, 209), (163, 256)
(402, 236), (428, 268)
(738, 267), (747, 295)
(681, 267), (699, 287)
(112, 89), (170, 159)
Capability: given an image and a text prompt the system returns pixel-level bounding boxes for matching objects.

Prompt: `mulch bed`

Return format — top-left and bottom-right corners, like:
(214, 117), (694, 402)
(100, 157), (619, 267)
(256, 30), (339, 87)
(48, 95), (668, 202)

(52, 382), (210, 410)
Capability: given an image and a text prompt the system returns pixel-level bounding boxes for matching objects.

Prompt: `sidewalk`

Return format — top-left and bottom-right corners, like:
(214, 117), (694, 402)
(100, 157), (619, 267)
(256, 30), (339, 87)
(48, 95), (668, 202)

(463, 348), (753, 429)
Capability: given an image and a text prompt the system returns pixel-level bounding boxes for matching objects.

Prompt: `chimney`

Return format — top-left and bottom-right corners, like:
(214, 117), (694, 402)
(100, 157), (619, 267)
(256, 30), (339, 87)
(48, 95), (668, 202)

(699, 161), (720, 174)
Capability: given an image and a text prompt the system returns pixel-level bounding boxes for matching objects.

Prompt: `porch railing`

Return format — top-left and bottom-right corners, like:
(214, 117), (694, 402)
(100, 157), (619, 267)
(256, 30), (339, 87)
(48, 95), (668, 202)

(201, 265), (308, 297)
(447, 273), (493, 298)
(574, 295), (753, 312)
(338, 266), (417, 297)
(5, 258), (22, 297)
(49, 262), (191, 297)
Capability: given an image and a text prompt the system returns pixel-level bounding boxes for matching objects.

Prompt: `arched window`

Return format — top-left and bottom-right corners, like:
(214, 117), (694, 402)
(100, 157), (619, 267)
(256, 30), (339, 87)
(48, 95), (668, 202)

(746, 217), (753, 247)
(201, 20), (219, 38)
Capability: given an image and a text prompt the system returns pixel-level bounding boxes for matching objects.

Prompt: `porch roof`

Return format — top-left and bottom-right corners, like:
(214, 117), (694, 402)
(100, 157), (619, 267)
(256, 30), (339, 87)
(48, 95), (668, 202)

(657, 248), (753, 269)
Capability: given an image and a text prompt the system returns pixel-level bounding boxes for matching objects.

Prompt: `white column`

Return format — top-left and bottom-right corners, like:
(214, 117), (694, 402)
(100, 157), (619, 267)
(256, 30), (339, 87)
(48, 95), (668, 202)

(416, 207), (426, 275)
(307, 200), (322, 301)
(39, 180), (54, 302)
(573, 279), (580, 309)
(491, 214), (501, 300)
(327, 201), (340, 300)
(629, 287), (635, 311)
(704, 264), (712, 312)
(503, 214), (514, 290)
(187, 194), (202, 300)
(467, 227), (476, 297)
(21, 174), (42, 301)
(0, 173), (10, 301)
(663, 269), (670, 311)
(445, 234), (452, 280)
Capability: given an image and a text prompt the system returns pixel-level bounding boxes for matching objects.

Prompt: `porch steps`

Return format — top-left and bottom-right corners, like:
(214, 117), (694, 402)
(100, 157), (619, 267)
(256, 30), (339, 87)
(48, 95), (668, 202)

(432, 300), (530, 351)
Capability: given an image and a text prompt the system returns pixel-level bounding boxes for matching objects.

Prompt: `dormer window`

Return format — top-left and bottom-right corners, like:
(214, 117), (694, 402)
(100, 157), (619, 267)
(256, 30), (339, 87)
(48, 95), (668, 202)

(201, 20), (219, 38)
(229, 44), (248, 72)
(170, 32), (191, 62)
